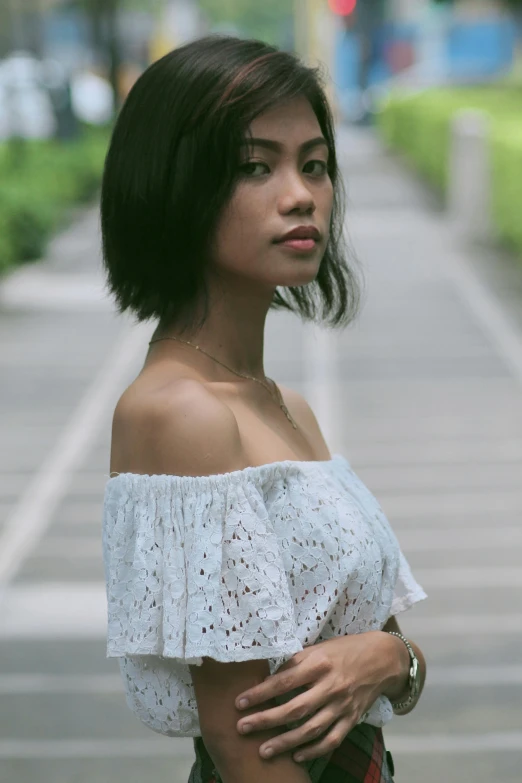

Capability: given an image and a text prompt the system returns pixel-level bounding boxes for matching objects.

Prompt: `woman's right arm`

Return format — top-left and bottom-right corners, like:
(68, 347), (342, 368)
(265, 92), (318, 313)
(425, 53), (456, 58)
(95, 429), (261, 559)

(190, 658), (310, 783)
(111, 378), (311, 782)
(190, 657), (311, 783)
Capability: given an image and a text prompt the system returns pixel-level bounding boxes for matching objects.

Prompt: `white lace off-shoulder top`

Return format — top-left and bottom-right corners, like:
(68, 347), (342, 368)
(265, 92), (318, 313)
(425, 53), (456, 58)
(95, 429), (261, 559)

(102, 453), (427, 738)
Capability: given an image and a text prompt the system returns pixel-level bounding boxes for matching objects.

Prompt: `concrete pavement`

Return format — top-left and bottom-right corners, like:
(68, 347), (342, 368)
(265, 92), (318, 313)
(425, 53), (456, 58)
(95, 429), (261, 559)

(0, 125), (521, 782)
(334, 127), (522, 781)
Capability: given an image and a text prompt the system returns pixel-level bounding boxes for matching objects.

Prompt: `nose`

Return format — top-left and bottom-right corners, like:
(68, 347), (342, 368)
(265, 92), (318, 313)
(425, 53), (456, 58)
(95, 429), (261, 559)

(277, 171), (316, 214)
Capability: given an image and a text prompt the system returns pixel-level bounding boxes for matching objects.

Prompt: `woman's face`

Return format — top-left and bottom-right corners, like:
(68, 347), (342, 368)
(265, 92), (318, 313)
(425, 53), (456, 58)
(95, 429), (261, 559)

(210, 95), (334, 292)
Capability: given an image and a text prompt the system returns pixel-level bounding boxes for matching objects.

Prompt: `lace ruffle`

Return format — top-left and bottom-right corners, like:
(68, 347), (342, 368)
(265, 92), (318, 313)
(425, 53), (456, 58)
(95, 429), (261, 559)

(102, 455), (427, 737)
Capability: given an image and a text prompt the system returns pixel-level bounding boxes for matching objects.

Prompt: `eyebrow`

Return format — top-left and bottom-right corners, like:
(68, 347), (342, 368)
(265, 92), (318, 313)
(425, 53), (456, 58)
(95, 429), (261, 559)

(240, 136), (328, 154)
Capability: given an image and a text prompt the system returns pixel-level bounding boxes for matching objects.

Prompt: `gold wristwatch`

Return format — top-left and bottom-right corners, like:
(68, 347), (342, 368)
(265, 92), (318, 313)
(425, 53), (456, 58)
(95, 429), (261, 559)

(386, 631), (421, 711)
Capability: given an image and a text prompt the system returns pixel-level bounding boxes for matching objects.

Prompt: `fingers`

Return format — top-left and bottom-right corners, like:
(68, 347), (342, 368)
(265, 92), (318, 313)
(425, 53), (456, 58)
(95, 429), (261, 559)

(235, 670), (300, 711)
(291, 716), (353, 763)
(235, 653), (329, 710)
(237, 691), (315, 735)
(256, 707), (341, 760)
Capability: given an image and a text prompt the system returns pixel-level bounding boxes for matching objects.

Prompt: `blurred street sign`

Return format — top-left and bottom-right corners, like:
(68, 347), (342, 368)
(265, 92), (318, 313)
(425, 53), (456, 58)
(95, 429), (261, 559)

(328, 0), (357, 15)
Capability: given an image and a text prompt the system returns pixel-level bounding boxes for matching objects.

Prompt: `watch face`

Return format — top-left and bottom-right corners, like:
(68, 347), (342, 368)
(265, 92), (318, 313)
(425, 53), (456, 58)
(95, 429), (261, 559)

(411, 657), (420, 695)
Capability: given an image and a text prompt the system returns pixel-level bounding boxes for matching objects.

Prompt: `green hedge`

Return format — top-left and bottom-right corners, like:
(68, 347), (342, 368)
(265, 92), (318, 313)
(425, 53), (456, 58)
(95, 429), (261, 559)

(490, 121), (522, 252)
(377, 88), (522, 254)
(0, 126), (110, 272)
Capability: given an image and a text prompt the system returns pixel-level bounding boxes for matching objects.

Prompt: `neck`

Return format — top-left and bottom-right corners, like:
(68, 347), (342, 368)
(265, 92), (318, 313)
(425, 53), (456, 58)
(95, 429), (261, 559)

(152, 279), (274, 379)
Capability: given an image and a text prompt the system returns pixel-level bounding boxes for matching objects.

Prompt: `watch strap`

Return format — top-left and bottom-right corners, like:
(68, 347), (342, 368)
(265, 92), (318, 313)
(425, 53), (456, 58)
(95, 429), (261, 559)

(386, 631), (419, 711)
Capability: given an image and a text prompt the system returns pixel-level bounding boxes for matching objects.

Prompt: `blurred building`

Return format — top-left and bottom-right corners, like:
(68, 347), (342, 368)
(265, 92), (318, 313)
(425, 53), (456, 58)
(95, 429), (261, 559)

(331, 0), (517, 123)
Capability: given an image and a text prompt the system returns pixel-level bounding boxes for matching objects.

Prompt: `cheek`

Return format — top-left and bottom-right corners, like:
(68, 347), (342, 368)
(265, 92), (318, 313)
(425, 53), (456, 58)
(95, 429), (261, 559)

(210, 202), (263, 273)
(322, 185), (334, 230)
(323, 180), (334, 210)
(216, 189), (267, 247)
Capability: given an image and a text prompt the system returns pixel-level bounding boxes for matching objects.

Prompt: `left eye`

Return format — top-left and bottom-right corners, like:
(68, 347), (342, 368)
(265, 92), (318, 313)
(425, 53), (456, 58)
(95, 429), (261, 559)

(305, 160), (328, 176)
(240, 162), (269, 177)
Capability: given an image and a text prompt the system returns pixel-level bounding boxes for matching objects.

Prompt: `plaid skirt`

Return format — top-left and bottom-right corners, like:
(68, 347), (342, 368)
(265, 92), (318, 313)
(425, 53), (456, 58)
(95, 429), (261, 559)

(187, 723), (395, 782)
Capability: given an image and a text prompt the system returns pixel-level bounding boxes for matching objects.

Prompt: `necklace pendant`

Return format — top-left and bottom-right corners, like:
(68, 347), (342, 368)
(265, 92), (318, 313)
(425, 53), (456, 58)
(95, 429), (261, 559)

(281, 404), (298, 429)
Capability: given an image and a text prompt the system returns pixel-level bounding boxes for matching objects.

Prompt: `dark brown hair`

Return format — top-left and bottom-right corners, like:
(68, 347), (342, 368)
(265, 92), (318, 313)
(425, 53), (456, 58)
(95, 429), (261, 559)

(101, 34), (364, 333)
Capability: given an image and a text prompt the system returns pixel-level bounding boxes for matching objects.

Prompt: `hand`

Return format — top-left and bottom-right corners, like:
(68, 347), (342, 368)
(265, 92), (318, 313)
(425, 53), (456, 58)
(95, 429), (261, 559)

(235, 631), (398, 763)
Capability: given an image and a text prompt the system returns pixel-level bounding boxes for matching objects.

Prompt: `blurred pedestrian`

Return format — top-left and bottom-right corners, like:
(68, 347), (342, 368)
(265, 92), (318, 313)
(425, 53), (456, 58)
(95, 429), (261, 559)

(47, 74), (79, 142)
(100, 34), (427, 783)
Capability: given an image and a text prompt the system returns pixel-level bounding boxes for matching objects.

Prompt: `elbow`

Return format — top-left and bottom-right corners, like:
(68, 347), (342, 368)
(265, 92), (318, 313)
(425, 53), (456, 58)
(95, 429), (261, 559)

(201, 721), (280, 775)
(200, 725), (248, 768)
(200, 725), (225, 757)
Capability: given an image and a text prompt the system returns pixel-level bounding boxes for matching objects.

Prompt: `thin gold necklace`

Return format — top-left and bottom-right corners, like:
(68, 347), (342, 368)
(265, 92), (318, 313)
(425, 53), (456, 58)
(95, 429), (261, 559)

(148, 335), (298, 430)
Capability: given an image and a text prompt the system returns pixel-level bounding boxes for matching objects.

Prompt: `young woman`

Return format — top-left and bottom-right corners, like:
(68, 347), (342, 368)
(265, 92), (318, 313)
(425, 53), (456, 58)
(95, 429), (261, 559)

(101, 34), (428, 783)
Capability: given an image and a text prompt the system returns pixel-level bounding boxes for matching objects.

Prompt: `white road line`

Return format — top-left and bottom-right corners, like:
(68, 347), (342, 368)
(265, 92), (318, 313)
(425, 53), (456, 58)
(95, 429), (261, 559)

(0, 739), (194, 759)
(403, 614), (522, 636)
(0, 269), (112, 311)
(387, 732), (522, 754)
(414, 567), (522, 589)
(425, 666), (522, 686)
(0, 321), (151, 600)
(35, 537), (103, 558)
(2, 666), (522, 694)
(396, 527), (522, 552)
(0, 733), (521, 759)
(380, 491), (522, 518)
(0, 584), (106, 638)
(0, 675), (123, 693)
(441, 246), (522, 388)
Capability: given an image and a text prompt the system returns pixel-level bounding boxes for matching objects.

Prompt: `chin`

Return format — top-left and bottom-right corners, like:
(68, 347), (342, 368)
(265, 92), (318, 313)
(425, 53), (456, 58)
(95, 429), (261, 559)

(281, 257), (322, 282)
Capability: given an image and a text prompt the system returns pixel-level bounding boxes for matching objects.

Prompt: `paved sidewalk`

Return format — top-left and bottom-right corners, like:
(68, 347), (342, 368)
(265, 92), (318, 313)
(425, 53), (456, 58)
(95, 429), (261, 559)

(335, 127), (522, 782)
(0, 126), (521, 783)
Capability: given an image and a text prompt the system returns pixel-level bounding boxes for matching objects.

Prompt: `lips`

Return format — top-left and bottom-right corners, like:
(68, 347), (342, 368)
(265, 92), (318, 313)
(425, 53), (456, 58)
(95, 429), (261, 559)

(279, 237), (317, 251)
(275, 226), (321, 243)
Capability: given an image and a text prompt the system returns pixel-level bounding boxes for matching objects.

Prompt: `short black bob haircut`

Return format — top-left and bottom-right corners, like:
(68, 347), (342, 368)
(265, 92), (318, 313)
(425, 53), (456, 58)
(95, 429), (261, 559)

(101, 34), (364, 335)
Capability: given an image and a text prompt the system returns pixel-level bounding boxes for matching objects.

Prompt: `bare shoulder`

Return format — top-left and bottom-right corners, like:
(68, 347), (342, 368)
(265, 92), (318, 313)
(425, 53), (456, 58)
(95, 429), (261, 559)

(277, 383), (331, 458)
(277, 383), (316, 421)
(110, 376), (246, 477)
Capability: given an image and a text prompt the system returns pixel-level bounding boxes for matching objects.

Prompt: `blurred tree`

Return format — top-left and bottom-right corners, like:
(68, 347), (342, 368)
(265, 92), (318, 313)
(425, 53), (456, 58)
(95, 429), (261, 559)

(199, 0), (294, 47)
(502, 0), (522, 30)
(78, 0), (121, 112)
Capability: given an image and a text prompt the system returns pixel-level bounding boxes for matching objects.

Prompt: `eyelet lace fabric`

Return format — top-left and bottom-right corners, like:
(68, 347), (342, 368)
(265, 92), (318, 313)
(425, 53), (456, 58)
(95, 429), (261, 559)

(102, 453), (427, 737)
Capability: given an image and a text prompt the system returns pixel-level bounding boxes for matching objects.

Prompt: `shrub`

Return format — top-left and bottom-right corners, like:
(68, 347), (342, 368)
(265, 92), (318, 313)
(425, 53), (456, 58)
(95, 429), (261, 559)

(0, 126), (109, 270)
(491, 121), (522, 252)
(377, 87), (522, 254)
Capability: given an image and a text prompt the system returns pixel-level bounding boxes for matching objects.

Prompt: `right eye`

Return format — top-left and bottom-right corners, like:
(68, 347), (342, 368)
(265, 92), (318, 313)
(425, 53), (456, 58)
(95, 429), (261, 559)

(239, 161), (270, 177)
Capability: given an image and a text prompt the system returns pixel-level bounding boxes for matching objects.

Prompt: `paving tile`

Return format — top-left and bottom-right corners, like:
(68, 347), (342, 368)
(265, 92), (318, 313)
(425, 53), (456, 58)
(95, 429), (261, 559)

(0, 755), (196, 783)
(386, 752), (522, 783)
(13, 555), (105, 584)
(0, 639), (112, 676)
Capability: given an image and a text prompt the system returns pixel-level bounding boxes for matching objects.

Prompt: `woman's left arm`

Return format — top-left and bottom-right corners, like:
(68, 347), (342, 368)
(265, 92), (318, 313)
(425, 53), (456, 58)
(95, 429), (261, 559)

(233, 618), (427, 763)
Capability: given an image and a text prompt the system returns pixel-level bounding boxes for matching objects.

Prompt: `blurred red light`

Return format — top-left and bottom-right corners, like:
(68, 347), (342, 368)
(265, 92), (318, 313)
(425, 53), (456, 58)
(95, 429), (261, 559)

(328, 0), (357, 14)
